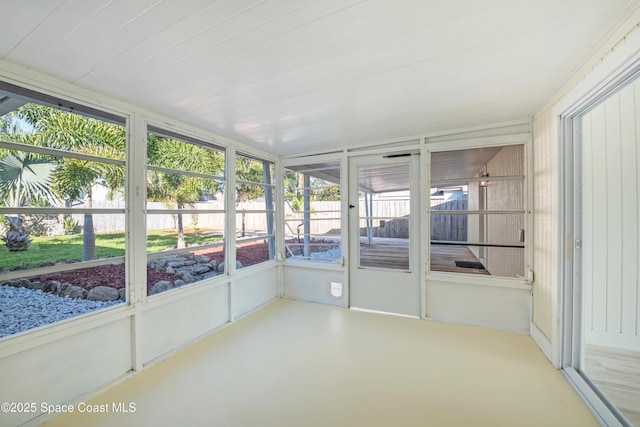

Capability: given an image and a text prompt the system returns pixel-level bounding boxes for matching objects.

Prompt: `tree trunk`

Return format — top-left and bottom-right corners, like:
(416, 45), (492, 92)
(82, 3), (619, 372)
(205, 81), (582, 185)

(176, 203), (185, 249)
(82, 188), (97, 261)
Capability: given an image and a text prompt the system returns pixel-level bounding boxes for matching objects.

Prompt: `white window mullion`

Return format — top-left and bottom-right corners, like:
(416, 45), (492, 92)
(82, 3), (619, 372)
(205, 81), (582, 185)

(226, 146), (237, 274)
(127, 112), (148, 372)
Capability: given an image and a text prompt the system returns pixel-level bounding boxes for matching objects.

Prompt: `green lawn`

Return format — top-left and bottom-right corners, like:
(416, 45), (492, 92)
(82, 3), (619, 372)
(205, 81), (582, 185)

(0, 229), (223, 271)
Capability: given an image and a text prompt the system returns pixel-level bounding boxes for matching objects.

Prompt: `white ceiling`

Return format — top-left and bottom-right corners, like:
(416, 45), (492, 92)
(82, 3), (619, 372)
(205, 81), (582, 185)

(0, 0), (638, 156)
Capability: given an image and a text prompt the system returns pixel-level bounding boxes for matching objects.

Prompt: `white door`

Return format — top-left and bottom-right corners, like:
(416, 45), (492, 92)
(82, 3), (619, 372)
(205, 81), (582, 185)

(348, 154), (421, 317)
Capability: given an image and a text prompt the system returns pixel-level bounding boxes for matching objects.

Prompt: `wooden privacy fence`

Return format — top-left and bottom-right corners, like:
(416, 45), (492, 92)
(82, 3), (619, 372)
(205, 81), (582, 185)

(357, 198), (468, 240)
(60, 198), (467, 241)
(430, 199), (467, 241)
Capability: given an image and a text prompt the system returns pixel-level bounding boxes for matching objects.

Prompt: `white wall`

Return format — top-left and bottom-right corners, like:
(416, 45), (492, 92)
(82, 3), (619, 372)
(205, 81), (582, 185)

(531, 8), (640, 362)
(426, 279), (531, 332)
(581, 79), (640, 352)
(283, 264), (348, 307)
(0, 311), (133, 426)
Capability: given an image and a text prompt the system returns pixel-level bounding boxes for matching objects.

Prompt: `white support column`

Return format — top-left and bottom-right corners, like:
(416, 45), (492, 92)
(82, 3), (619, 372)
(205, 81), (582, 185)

(127, 112), (148, 372)
(420, 141), (428, 319)
(341, 152), (349, 284)
(263, 161), (275, 259)
(365, 192), (373, 245)
(275, 158), (285, 296)
(303, 173), (311, 258)
(226, 146), (237, 322)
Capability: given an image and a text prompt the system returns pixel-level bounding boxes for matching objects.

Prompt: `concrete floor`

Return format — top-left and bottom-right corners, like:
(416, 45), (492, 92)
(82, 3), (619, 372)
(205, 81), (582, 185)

(44, 299), (599, 427)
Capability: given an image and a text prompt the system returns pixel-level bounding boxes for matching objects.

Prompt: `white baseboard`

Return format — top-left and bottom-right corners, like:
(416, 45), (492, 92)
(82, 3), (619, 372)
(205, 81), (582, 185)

(530, 321), (554, 365)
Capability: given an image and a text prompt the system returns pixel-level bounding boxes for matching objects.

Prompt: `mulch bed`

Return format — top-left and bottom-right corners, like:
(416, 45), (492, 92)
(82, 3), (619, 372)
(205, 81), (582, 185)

(34, 264), (179, 294)
(28, 240), (273, 293)
(23, 239), (336, 293)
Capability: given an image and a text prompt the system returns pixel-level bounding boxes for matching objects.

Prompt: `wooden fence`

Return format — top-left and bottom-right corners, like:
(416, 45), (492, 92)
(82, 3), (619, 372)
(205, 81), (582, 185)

(58, 198), (467, 241)
(357, 198), (468, 241)
(430, 199), (467, 241)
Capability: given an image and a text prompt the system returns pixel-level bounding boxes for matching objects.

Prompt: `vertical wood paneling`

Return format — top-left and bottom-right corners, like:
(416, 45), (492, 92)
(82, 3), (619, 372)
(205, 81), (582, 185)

(468, 181), (481, 259)
(582, 114), (594, 331)
(532, 110), (553, 339)
(587, 104), (609, 331)
(582, 79), (640, 349)
(530, 10), (639, 348)
(485, 145), (525, 277)
(619, 83), (639, 336)
(605, 97), (623, 332)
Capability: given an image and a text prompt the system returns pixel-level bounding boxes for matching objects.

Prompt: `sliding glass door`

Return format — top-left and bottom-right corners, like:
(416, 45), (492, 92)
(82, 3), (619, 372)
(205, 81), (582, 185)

(565, 73), (640, 427)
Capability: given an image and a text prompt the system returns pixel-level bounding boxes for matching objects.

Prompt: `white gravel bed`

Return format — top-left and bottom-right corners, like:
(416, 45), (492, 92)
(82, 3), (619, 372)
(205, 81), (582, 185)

(289, 246), (342, 262)
(0, 285), (121, 338)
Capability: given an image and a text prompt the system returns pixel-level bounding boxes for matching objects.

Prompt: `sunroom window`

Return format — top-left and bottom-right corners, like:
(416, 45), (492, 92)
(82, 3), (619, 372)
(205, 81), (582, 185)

(234, 153), (275, 269)
(146, 127), (225, 295)
(0, 85), (126, 338)
(429, 144), (525, 278)
(284, 161), (341, 263)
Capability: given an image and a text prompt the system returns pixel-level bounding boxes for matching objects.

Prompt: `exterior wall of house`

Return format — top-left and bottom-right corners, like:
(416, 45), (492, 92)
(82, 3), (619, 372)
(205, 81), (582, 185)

(485, 145), (526, 277)
(531, 8), (640, 361)
(468, 181), (481, 260)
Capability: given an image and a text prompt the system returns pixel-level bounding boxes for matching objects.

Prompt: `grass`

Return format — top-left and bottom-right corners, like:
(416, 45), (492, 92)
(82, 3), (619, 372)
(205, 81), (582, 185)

(0, 229), (223, 271)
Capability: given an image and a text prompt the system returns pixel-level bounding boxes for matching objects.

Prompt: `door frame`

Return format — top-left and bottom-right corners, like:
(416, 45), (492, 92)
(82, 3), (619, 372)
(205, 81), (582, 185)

(348, 152), (421, 317)
(559, 59), (640, 427)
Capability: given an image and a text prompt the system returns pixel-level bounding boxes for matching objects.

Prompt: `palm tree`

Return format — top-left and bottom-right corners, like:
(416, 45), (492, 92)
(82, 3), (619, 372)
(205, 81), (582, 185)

(0, 152), (56, 208)
(235, 157), (266, 204)
(0, 124), (57, 250)
(147, 135), (223, 249)
(11, 104), (126, 261)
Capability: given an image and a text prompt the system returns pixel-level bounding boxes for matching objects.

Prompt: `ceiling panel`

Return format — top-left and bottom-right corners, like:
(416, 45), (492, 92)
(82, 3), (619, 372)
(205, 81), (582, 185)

(431, 147), (503, 182)
(0, 0), (638, 156)
(0, 0), (65, 57)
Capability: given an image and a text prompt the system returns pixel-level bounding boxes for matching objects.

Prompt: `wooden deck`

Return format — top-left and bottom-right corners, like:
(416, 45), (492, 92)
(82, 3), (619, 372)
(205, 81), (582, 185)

(359, 238), (410, 270)
(585, 345), (640, 426)
(430, 243), (489, 275)
(358, 239), (489, 275)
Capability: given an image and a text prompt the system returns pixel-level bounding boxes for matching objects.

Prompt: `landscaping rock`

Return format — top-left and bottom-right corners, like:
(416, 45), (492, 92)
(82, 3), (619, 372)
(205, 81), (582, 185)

(179, 272), (195, 284)
(149, 280), (173, 295)
(87, 286), (120, 301)
(62, 285), (88, 299)
(236, 260), (244, 269)
(179, 264), (210, 276)
(27, 281), (43, 291)
(1, 279), (26, 288)
(173, 279), (185, 287)
(195, 255), (211, 263)
(217, 263), (225, 273)
(44, 281), (61, 295)
(118, 288), (126, 301)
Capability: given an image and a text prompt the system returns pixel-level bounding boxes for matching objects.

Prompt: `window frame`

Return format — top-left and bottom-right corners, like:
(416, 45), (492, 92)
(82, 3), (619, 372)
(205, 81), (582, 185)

(145, 126), (227, 296)
(425, 136), (532, 285)
(0, 87), (129, 338)
(234, 151), (276, 269)
(282, 158), (343, 265)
